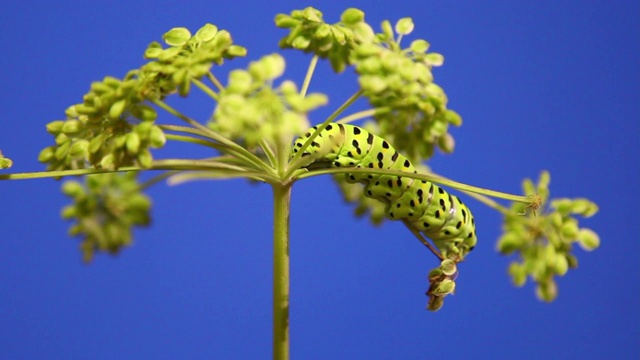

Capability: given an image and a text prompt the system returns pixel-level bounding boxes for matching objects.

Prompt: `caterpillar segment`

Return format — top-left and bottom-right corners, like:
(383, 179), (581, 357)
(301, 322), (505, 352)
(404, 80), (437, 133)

(292, 123), (477, 259)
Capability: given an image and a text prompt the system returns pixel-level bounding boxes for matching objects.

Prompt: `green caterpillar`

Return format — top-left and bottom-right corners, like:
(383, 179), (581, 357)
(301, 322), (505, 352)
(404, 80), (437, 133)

(292, 123), (477, 259)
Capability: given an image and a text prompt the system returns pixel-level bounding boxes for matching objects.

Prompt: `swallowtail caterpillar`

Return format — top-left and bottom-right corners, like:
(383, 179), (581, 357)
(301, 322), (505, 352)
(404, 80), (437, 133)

(292, 123), (477, 260)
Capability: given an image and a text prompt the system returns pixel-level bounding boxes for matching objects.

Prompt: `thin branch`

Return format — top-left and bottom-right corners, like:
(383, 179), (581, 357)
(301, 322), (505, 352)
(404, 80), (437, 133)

(192, 78), (219, 101)
(152, 100), (274, 174)
(206, 72), (225, 91)
(294, 167), (532, 205)
(335, 109), (379, 124)
(300, 55), (319, 97)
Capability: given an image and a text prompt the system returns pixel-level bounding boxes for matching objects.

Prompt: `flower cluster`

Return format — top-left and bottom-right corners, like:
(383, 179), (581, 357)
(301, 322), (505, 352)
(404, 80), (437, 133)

(497, 171), (599, 301)
(38, 79), (166, 171)
(350, 18), (461, 161)
(276, 7), (374, 72)
(143, 23), (247, 97)
(426, 259), (458, 311)
(60, 172), (152, 263)
(210, 54), (327, 149)
(278, 7), (461, 161)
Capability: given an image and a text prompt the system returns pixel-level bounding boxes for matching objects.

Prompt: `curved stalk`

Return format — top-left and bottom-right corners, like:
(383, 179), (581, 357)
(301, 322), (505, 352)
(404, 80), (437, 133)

(294, 167), (532, 205)
(164, 134), (222, 149)
(153, 101), (275, 173)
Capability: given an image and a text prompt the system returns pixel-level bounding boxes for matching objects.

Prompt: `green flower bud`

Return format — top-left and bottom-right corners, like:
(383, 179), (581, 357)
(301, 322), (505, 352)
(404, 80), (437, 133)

(60, 205), (77, 219)
(226, 45), (247, 57)
(291, 35), (311, 50)
(55, 133), (69, 146)
(100, 154), (115, 169)
(109, 99), (127, 120)
(427, 296), (444, 312)
(440, 259), (457, 276)
(424, 53), (444, 67)
(554, 254), (569, 276)
(395, 17), (414, 35)
(126, 132), (141, 154)
(497, 233), (522, 254)
(103, 76), (122, 89)
(143, 42), (162, 59)
(54, 141), (70, 160)
(508, 262), (527, 287)
(137, 149), (153, 168)
(315, 23), (331, 39)
(359, 75), (388, 93)
(274, 14), (298, 28)
(551, 198), (573, 215)
(149, 126), (166, 148)
(431, 279), (455, 296)
(68, 140), (89, 158)
(550, 212), (563, 228)
(571, 198), (599, 217)
(212, 29), (232, 48)
(46, 121), (65, 134)
(74, 103), (98, 115)
(61, 120), (83, 135)
(0, 157), (12, 169)
(61, 181), (85, 198)
(195, 23), (218, 42)
(341, 8), (364, 25)
(163, 27), (191, 46)
(38, 147), (55, 163)
(535, 280), (557, 302)
(158, 46), (182, 61)
(577, 228), (600, 251)
(130, 104), (157, 121)
(88, 134), (105, 154)
(114, 134), (127, 148)
(380, 20), (393, 40)
(444, 110), (462, 126)
(561, 221), (580, 239)
(410, 39), (430, 54)
(128, 194), (151, 211)
(437, 133), (455, 154)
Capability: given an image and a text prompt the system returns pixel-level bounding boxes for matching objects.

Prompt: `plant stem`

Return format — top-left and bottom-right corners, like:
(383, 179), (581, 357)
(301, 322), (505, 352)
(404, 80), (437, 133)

(300, 55), (318, 97)
(272, 182), (291, 360)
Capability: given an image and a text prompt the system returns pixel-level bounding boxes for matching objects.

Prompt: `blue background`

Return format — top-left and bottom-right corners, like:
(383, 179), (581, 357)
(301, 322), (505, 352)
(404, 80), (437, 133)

(1, 1), (638, 359)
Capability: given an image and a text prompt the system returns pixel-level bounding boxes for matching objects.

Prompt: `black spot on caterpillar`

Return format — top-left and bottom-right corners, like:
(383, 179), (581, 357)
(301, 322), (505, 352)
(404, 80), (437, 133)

(292, 123), (477, 259)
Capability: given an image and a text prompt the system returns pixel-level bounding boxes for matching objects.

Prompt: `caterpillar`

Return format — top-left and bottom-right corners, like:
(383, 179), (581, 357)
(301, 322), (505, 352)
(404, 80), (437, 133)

(292, 123), (477, 260)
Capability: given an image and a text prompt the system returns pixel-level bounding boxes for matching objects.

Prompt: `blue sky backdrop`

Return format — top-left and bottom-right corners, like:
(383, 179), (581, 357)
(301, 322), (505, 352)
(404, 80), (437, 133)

(1, 1), (638, 359)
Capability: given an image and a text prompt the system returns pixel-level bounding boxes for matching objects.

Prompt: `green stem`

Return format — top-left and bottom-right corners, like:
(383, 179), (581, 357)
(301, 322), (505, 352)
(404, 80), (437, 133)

(153, 101), (274, 173)
(272, 182), (291, 360)
(192, 78), (219, 101)
(335, 108), (379, 124)
(300, 55), (319, 97)
(294, 167), (532, 205)
(207, 72), (225, 91)
(0, 167), (141, 181)
(164, 134), (221, 149)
